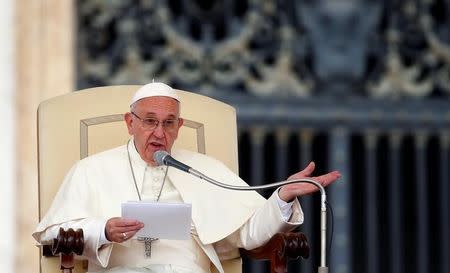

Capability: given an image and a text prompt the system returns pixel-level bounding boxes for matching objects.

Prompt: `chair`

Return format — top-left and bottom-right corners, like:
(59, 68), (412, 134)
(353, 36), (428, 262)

(37, 85), (309, 273)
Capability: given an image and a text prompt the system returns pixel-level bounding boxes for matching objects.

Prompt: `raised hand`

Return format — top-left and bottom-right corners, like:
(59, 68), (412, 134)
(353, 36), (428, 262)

(278, 162), (341, 202)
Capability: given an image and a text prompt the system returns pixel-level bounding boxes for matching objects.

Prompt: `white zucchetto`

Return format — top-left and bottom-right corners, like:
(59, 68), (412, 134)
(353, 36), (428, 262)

(130, 82), (179, 106)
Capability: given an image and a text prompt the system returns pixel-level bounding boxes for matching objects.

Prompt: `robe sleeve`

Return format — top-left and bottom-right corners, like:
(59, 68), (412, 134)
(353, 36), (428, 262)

(33, 159), (115, 267)
(213, 190), (303, 260)
(33, 218), (113, 267)
(35, 160), (100, 233)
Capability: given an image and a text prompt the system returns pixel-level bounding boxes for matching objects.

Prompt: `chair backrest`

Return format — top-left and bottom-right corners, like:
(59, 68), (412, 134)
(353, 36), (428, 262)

(37, 85), (241, 273)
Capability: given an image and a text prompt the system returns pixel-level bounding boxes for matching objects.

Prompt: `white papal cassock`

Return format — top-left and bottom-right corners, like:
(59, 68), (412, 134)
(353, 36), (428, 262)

(33, 139), (303, 273)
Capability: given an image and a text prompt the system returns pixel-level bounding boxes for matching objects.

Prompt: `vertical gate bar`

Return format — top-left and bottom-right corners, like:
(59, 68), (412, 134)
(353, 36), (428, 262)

(388, 132), (403, 273)
(275, 128), (290, 180)
(364, 131), (379, 273)
(440, 133), (449, 273)
(329, 127), (351, 273)
(415, 132), (429, 273)
(250, 127), (266, 187)
(249, 126), (267, 273)
(299, 130), (315, 273)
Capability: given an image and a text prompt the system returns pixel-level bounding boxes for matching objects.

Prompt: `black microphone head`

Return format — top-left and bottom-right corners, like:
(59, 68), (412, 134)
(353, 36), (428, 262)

(153, 150), (170, 166)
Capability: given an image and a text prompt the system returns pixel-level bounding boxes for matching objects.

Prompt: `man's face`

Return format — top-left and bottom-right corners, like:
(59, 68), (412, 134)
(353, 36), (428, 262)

(125, 96), (183, 166)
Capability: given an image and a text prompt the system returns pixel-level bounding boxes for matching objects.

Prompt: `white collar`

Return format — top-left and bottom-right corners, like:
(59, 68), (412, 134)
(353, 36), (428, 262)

(127, 138), (168, 171)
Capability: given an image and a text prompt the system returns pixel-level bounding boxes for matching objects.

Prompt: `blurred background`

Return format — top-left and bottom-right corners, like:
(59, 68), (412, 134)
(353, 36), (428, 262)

(1, 0), (449, 273)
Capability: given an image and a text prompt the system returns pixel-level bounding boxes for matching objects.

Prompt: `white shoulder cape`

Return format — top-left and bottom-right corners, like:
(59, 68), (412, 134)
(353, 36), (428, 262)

(34, 144), (266, 245)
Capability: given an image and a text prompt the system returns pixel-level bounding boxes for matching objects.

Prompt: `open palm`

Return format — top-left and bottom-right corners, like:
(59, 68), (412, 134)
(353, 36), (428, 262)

(278, 162), (341, 202)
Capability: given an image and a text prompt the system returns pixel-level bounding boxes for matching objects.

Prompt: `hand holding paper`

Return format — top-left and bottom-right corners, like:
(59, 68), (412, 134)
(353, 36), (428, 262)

(104, 217), (144, 243)
(121, 202), (192, 240)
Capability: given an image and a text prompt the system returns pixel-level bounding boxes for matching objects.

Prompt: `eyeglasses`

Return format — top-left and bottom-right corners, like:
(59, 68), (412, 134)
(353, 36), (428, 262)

(131, 112), (179, 132)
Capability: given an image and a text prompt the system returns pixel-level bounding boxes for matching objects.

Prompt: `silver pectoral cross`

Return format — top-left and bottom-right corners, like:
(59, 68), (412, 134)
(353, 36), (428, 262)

(137, 237), (159, 258)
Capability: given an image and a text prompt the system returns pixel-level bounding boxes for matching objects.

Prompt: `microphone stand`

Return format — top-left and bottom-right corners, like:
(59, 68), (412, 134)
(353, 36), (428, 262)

(188, 168), (328, 273)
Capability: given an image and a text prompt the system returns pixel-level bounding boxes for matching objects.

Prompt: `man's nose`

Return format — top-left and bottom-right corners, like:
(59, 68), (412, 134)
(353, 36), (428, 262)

(152, 123), (165, 137)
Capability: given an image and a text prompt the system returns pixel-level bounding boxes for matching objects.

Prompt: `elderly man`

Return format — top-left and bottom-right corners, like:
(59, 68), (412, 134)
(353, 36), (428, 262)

(33, 82), (340, 273)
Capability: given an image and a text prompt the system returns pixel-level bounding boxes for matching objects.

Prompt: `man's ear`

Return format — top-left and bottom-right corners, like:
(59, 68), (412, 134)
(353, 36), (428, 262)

(124, 112), (133, 135)
(178, 117), (184, 129)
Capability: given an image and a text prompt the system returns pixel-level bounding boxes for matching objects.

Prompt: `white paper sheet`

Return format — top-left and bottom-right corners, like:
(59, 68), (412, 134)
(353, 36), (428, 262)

(121, 202), (192, 240)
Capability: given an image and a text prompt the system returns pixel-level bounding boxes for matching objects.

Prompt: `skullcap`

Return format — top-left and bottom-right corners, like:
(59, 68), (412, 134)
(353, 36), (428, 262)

(130, 82), (179, 106)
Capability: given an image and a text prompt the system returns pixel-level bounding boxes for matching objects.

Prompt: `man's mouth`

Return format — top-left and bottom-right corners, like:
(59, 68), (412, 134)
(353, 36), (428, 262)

(149, 142), (165, 150)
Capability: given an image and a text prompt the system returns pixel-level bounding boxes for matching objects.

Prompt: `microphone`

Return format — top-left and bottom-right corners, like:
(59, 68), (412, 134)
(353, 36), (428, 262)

(154, 150), (190, 172)
(154, 150), (325, 195)
(153, 150), (329, 273)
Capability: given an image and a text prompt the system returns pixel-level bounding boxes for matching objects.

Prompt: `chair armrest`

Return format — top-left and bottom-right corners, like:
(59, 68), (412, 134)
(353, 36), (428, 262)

(42, 228), (84, 273)
(240, 232), (310, 273)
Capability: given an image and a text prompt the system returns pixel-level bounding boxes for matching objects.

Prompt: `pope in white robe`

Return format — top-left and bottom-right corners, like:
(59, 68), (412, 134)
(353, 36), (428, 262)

(33, 82), (341, 273)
